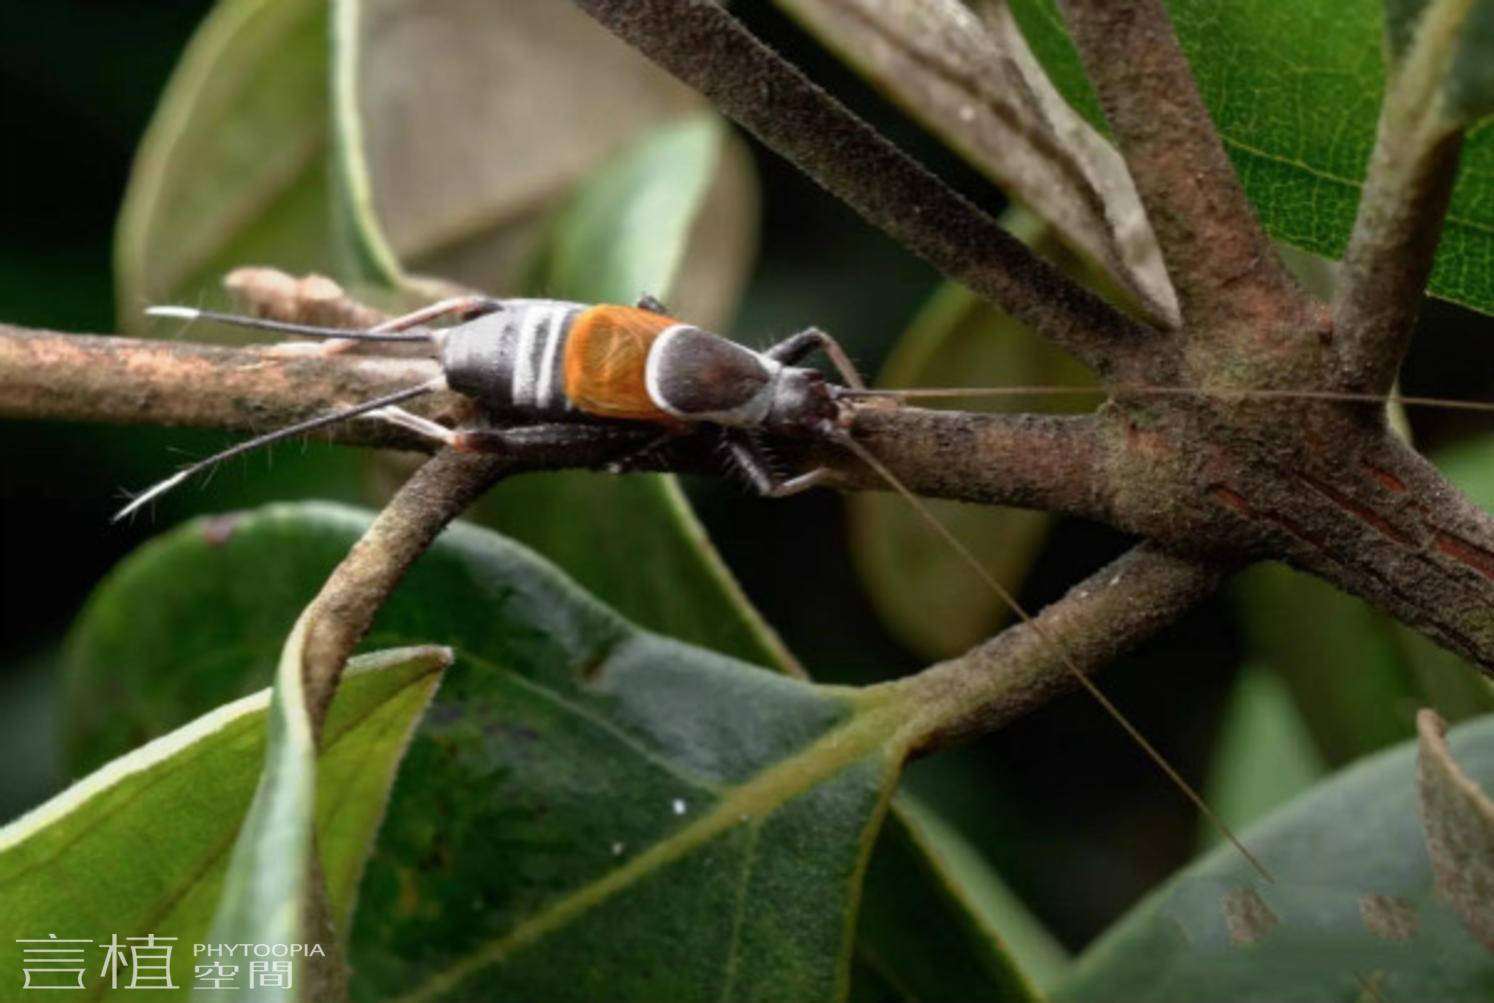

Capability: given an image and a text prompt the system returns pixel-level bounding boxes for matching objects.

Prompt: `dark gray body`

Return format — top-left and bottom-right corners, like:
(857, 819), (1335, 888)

(439, 299), (583, 419)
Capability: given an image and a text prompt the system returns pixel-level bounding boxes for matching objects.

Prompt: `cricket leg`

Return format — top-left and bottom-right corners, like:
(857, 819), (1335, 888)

(723, 429), (836, 498)
(762, 327), (866, 389)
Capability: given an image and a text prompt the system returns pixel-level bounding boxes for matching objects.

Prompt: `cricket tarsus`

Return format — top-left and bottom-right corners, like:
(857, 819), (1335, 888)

(828, 426), (1275, 884)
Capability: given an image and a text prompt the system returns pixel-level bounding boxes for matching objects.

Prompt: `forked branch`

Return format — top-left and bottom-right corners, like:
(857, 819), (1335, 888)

(572, 0), (1157, 378)
(1056, 0), (1310, 337)
(299, 449), (509, 735)
(1334, 0), (1479, 394)
(903, 542), (1223, 752)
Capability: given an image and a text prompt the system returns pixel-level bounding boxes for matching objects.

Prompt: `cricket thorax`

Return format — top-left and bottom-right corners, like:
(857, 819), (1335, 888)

(645, 325), (781, 425)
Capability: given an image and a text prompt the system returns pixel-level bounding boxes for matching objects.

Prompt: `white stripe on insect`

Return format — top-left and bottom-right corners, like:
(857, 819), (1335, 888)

(511, 307), (545, 407)
(534, 307), (568, 410)
(644, 324), (694, 419)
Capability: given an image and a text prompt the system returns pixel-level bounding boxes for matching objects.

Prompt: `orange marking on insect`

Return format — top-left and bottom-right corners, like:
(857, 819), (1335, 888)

(563, 305), (677, 422)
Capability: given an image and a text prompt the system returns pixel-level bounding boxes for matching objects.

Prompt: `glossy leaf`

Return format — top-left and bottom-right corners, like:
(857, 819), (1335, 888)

(1008, 0), (1494, 315)
(848, 217), (1096, 660)
(0, 645), (448, 1000)
(197, 614), (341, 1003)
(1057, 714), (1494, 1003)
(61, 503), (920, 1001)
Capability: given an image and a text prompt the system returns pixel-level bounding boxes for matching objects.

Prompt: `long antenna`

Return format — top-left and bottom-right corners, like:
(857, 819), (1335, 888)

(114, 377), (447, 522)
(829, 427), (1274, 883)
(839, 383), (1494, 416)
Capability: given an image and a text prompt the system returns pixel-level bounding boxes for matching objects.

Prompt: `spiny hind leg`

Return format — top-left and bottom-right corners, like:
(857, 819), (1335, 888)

(723, 429), (835, 498)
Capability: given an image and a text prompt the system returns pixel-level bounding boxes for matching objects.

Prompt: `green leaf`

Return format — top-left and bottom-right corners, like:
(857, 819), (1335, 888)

(1056, 714), (1494, 1003)
(1198, 662), (1327, 851)
(540, 115), (723, 306)
(329, 0), (403, 289)
(857, 795), (1065, 998)
(1007, 0), (1494, 315)
(0, 645), (447, 1000)
(115, 0), (334, 333)
(847, 219), (1095, 660)
(62, 504), (923, 1001)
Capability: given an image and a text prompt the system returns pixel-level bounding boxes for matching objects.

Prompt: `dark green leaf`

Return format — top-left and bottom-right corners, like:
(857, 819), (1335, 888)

(1057, 715), (1494, 1003)
(62, 504), (919, 1001)
(856, 796), (1063, 1000)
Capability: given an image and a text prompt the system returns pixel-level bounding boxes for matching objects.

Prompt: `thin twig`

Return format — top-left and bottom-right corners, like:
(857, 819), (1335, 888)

(901, 542), (1223, 751)
(1333, 0), (1476, 394)
(1056, 0), (1309, 336)
(298, 449), (510, 736)
(571, 0), (1158, 378)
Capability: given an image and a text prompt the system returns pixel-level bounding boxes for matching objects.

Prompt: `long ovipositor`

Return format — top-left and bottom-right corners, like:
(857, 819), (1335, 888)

(128, 294), (865, 520)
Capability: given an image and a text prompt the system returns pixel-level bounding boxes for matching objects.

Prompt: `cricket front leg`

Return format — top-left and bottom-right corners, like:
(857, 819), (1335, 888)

(763, 328), (866, 390)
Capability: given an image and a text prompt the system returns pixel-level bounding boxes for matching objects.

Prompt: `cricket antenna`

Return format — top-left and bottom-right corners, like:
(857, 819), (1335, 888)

(113, 376), (448, 522)
(838, 384), (1494, 416)
(827, 425), (1274, 883)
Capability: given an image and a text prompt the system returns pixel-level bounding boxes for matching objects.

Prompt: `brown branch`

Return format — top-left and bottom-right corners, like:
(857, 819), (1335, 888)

(1056, 0), (1310, 337)
(1333, 7), (1473, 396)
(1213, 431), (1494, 673)
(901, 542), (1223, 752)
(1334, 129), (1462, 394)
(571, 0), (1160, 379)
(298, 449), (509, 735)
(0, 324), (1113, 521)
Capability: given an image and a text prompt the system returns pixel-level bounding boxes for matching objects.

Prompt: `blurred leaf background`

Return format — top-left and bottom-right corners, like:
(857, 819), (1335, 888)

(3, 0), (1494, 969)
